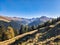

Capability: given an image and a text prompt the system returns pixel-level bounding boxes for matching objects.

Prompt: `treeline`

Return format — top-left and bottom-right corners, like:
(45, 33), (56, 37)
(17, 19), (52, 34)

(19, 25), (37, 34)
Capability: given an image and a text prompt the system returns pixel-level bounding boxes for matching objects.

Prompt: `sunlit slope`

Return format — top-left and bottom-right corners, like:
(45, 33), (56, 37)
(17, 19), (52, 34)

(0, 16), (10, 22)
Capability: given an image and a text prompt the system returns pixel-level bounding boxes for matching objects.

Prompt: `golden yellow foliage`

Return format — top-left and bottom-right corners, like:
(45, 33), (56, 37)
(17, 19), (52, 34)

(5, 26), (15, 39)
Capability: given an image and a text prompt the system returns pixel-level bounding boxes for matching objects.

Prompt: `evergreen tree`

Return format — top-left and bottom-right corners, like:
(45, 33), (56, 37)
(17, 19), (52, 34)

(31, 25), (36, 30)
(19, 25), (25, 34)
(24, 25), (28, 33)
(0, 24), (7, 41)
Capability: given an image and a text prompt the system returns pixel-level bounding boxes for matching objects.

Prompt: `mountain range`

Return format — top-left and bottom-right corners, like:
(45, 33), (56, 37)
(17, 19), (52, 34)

(0, 16), (52, 26)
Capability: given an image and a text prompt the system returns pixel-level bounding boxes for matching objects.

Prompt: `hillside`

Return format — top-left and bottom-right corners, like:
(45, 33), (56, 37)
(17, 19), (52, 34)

(0, 16), (60, 45)
(11, 17), (60, 45)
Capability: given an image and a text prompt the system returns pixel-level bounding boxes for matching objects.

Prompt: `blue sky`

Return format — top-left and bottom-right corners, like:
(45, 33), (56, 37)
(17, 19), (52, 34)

(0, 0), (60, 18)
